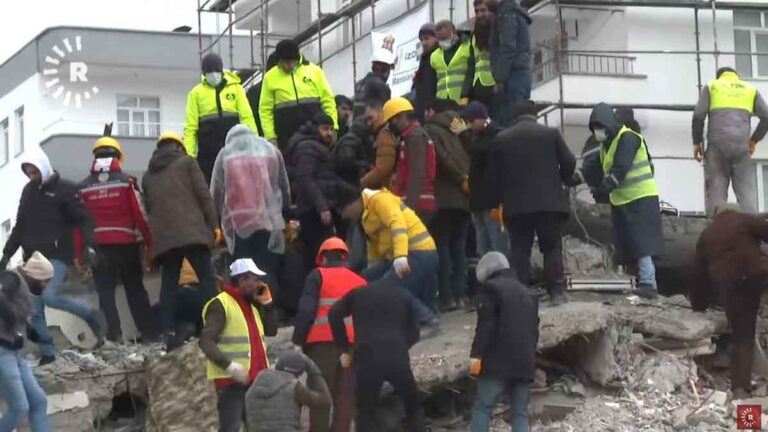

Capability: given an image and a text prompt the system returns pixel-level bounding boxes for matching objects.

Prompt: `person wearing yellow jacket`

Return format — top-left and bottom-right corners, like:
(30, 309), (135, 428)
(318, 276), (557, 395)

(184, 53), (257, 184)
(345, 188), (441, 336)
(259, 39), (338, 149)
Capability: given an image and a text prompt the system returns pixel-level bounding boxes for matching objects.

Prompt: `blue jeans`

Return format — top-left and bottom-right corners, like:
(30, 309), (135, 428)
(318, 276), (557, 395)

(472, 212), (510, 258)
(493, 69), (532, 127)
(0, 347), (50, 432)
(471, 377), (529, 432)
(32, 259), (96, 357)
(362, 251), (439, 326)
(637, 256), (657, 290)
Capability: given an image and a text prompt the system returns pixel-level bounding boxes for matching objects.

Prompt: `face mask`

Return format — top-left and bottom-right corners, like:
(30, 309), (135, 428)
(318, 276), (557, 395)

(438, 40), (455, 50)
(205, 72), (222, 87)
(593, 128), (608, 143)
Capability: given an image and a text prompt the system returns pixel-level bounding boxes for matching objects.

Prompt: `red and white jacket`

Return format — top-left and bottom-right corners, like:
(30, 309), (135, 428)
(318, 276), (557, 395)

(77, 158), (151, 247)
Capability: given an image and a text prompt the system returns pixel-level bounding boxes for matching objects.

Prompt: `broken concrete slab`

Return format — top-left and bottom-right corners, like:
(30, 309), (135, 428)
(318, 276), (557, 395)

(538, 302), (616, 350)
(637, 354), (696, 393)
(613, 303), (728, 341)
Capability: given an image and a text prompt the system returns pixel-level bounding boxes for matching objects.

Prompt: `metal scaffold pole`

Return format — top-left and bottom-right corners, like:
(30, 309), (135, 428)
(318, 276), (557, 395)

(317, 0), (324, 64)
(228, 0), (234, 68)
(352, 16), (358, 81)
(694, 6), (702, 92)
(197, 0), (204, 64)
(711, 0), (719, 69)
(556, 0), (565, 133)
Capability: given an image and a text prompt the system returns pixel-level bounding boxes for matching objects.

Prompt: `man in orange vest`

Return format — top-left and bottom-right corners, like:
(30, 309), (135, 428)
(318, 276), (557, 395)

(292, 237), (366, 432)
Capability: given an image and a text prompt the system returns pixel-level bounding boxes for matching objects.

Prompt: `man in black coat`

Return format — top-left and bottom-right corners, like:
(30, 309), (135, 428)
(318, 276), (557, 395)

(333, 105), (377, 189)
(412, 23), (438, 123)
(487, 101), (576, 304)
(469, 252), (538, 432)
(329, 279), (425, 432)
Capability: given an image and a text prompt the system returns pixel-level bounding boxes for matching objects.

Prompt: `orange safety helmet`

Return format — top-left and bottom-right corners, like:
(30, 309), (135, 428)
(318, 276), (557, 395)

(315, 237), (350, 266)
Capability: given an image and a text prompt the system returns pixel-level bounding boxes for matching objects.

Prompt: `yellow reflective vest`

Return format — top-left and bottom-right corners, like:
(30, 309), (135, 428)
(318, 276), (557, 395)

(203, 291), (268, 380)
(708, 71), (757, 113)
(430, 41), (472, 102)
(472, 37), (495, 87)
(183, 70), (257, 158)
(600, 126), (659, 206)
(259, 57), (338, 145)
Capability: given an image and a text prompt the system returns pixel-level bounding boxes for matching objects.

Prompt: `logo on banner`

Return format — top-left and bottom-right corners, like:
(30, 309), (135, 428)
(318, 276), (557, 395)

(737, 405), (762, 430)
(42, 36), (99, 109)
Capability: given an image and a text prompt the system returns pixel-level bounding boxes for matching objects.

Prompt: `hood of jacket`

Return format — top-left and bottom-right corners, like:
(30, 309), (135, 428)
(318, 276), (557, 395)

(426, 111), (458, 130)
(349, 118), (372, 138)
(224, 124), (268, 151)
(250, 370), (296, 399)
(200, 69), (242, 86)
(147, 145), (185, 173)
(589, 103), (622, 137)
(502, 0), (532, 24)
(21, 150), (55, 183)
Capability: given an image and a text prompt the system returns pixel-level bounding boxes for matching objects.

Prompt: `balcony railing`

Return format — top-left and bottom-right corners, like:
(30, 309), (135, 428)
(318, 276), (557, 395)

(533, 53), (639, 87)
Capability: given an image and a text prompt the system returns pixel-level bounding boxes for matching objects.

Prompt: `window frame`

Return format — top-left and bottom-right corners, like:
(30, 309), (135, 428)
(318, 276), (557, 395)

(13, 106), (24, 157)
(734, 10), (768, 79)
(0, 118), (8, 168)
(116, 95), (161, 138)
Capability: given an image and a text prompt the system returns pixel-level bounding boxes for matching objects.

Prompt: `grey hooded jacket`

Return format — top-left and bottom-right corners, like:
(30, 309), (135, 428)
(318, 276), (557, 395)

(489, 0), (532, 82)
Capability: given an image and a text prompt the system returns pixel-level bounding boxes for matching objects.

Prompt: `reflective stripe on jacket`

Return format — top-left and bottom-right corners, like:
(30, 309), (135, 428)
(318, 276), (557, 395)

(306, 267), (366, 344)
(600, 126), (659, 206)
(708, 71), (757, 113)
(203, 291), (268, 380)
(472, 37), (495, 87)
(430, 41), (472, 102)
(183, 70), (257, 158)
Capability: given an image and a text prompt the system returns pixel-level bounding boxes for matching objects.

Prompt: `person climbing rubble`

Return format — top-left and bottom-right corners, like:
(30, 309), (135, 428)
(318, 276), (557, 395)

(292, 237), (367, 432)
(690, 203), (768, 399)
(0, 252), (54, 432)
(469, 252), (539, 432)
(78, 133), (158, 343)
(245, 351), (332, 432)
(0, 149), (106, 365)
(329, 278), (425, 432)
(200, 258), (278, 432)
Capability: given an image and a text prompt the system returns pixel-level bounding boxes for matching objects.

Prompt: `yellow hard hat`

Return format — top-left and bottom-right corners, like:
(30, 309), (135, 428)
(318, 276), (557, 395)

(157, 132), (184, 147)
(93, 136), (124, 162)
(381, 97), (414, 124)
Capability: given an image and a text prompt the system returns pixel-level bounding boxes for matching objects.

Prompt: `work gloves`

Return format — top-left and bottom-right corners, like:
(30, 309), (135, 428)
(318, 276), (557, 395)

(469, 358), (482, 377)
(393, 257), (411, 278)
(227, 362), (249, 384)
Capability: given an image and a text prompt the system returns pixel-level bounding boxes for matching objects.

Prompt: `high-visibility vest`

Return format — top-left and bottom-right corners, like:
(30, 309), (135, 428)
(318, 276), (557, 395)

(472, 37), (495, 87)
(708, 71), (757, 113)
(600, 125), (659, 206)
(306, 267), (366, 344)
(203, 291), (269, 380)
(430, 41), (471, 102)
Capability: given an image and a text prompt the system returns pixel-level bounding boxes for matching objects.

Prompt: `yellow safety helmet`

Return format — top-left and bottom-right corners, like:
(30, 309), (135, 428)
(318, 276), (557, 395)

(381, 97), (414, 124)
(93, 136), (124, 163)
(157, 132), (184, 147)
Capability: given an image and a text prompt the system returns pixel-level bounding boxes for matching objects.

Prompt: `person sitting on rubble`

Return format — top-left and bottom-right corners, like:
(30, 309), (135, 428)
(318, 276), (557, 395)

(0, 149), (106, 365)
(690, 203), (768, 400)
(469, 252), (539, 432)
(245, 350), (332, 432)
(0, 252), (54, 432)
(292, 237), (367, 432)
(199, 258), (278, 432)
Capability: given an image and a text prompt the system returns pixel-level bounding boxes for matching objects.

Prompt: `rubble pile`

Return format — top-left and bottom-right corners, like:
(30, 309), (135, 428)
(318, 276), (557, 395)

(531, 236), (615, 277)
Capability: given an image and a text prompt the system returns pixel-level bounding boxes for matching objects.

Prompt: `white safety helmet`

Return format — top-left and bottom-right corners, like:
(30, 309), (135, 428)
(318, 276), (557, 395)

(371, 48), (396, 66)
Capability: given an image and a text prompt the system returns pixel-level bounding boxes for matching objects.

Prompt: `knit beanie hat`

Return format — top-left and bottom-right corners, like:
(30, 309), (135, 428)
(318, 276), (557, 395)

(312, 112), (335, 127)
(22, 251), (54, 281)
(476, 252), (510, 283)
(462, 101), (489, 121)
(201, 53), (224, 73)
(418, 23), (437, 38)
(275, 351), (306, 377)
(274, 40), (301, 61)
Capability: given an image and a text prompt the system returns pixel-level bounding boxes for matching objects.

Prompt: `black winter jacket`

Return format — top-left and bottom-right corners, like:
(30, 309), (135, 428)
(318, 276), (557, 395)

(487, 115), (576, 216)
(471, 269), (539, 381)
(412, 47), (438, 123)
(462, 123), (501, 211)
(333, 119), (375, 187)
(353, 72), (391, 118)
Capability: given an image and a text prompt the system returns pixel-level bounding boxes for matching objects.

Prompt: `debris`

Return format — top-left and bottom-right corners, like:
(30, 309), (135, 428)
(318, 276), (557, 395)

(637, 354), (696, 393)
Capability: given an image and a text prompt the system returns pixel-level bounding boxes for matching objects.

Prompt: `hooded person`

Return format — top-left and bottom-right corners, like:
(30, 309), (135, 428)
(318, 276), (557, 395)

(352, 48), (394, 118)
(588, 103), (663, 299)
(184, 52), (258, 184)
(1, 150), (105, 365)
(210, 125), (291, 288)
(142, 132), (221, 349)
(245, 351), (332, 432)
(0, 252), (55, 431)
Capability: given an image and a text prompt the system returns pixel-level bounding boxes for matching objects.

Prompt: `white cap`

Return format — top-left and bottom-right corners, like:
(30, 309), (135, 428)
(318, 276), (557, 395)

(371, 48), (396, 66)
(229, 258), (266, 277)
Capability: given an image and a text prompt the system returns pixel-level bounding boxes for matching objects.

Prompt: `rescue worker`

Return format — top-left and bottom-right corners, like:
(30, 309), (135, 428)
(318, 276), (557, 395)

(412, 23), (439, 122)
(360, 101), (399, 190)
(292, 237), (367, 432)
(245, 351), (332, 432)
(690, 204), (768, 399)
(334, 103), (376, 189)
(1, 150), (104, 365)
(142, 133), (220, 349)
(589, 103), (664, 299)
(431, 20), (473, 105)
(468, 10), (496, 110)
(260, 39), (338, 149)
(199, 258), (278, 432)
(246, 53), (279, 137)
(382, 97), (437, 223)
(78, 135), (158, 342)
(184, 52), (258, 184)
(336, 95), (354, 138)
(469, 252), (539, 432)
(329, 278), (425, 432)
(353, 48), (394, 118)
(692, 67), (768, 216)
(0, 252), (54, 432)
(210, 125), (290, 287)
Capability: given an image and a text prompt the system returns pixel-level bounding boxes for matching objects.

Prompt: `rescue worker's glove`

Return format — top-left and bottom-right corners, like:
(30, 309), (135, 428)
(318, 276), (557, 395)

(256, 283), (273, 305)
(469, 358), (482, 377)
(213, 229), (223, 247)
(393, 257), (411, 278)
(340, 352), (353, 368)
(226, 362), (249, 384)
(0, 255), (9, 271)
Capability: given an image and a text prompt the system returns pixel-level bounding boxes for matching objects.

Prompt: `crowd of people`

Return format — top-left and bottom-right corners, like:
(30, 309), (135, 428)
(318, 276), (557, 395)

(4, 0), (768, 429)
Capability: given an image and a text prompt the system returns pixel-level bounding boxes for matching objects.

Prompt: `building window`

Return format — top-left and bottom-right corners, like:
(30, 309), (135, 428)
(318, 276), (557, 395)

(13, 106), (23, 157)
(734, 10), (768, 79)
(116, 96), (161, 137)
(0, 119), (8, 167)
(0, 219), (10, 251)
